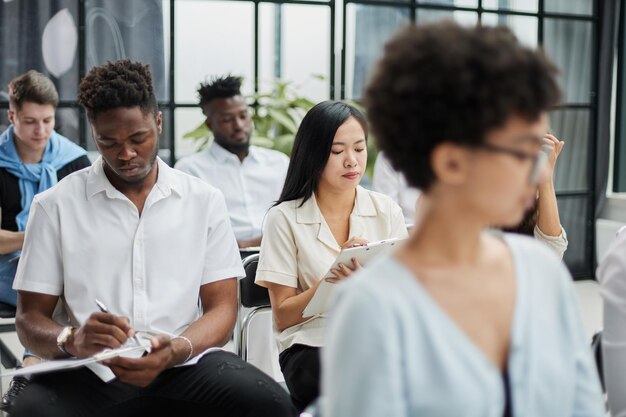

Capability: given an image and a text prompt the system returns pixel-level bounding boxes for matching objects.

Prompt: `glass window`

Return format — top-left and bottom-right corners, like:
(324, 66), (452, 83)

(175, 107), (206, 161)
(550, 109), (591, 192)
(416, 9), (478, 25)
(543, 18), (593, 104)
(174, 0), (254, 103)
(417, 0), (477, 7)
(281, 5), (331, 102)
(259, 4), (331, 103)
(544, 0), (593, 16)
(55, 108), (82, 147)
(481, 14), (538, 47)
(0, 0), (79, 102)
(345, 4), (410, 100)
(482, 0), (538, 13)
(85, 0), (170, 101)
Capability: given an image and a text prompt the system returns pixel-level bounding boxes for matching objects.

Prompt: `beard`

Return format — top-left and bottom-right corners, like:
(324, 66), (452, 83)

(214, 134), (251, 156)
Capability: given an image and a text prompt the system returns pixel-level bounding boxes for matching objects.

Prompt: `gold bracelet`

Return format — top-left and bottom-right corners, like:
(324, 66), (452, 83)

(172, 336), (193, 363)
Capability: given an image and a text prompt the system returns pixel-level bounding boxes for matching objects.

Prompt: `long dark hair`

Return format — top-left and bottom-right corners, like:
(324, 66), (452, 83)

(275, 100), (367, 207)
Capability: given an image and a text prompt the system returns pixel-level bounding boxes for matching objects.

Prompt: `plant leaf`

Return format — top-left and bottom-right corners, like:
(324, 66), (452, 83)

(268, 109), (298, 134)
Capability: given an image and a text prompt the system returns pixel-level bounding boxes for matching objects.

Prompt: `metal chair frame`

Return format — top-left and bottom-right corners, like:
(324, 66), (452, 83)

(237, 254), (272, 362)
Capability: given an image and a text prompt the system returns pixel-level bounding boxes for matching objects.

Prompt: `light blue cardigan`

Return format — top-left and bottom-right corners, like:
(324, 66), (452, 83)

(322, 234), (604, 417)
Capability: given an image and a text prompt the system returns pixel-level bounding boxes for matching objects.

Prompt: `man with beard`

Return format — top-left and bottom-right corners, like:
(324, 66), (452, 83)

(9, 60), (297, 417)
(175, 76), (289, 248)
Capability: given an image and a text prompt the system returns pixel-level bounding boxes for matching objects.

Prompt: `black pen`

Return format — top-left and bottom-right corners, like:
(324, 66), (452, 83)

(95, 299), (142, 346)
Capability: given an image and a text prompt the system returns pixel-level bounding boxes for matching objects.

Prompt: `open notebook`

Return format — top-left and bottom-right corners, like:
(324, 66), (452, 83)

(2, 343), (148, 378)
(1, 330), (160, 381)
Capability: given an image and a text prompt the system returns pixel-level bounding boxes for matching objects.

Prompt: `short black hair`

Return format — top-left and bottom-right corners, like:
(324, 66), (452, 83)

(276, 100), (367, 206)
(197, 75), (243, 115)
(366, 22), (561, 191)
(78, 59), (158, 121)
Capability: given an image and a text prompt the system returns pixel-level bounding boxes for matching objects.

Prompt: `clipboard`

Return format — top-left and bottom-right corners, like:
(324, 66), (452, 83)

(302, 238), (405, 317)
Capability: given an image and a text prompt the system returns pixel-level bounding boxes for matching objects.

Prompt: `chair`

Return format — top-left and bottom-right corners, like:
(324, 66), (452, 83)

(237, 254), (272, 362)
(591, 330), (604, 392)
(0, 302), (20, 370)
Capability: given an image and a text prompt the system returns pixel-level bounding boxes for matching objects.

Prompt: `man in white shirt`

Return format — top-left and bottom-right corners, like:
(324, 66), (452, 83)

(373, 151), (421, 225)
(10, 60), (296, 417)
(175, 75), (289, 248)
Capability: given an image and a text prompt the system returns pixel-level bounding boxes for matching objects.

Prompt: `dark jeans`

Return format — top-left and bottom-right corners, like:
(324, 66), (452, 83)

(279, 344), (320, 412)
(11, 350), (297, 417)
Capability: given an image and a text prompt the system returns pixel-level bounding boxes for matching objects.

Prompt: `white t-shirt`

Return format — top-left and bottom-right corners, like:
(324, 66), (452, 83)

(373, 152), (420, 225)
(175, 142), (289, 241)
(255, 186), (408, 352)
(14, 156), (244, 343)
(597, 225), (626, 417)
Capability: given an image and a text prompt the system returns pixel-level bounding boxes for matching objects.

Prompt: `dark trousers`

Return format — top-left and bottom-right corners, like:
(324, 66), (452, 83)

(278, 344), (320, 412)
(11, 351), (297, 417)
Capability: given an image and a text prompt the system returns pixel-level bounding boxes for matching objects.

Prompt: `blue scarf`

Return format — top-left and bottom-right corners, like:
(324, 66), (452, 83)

(0, 125), (87, 231)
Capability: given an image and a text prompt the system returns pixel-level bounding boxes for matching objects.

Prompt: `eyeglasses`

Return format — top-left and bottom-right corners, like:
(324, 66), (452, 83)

(475, 142), (548, 184)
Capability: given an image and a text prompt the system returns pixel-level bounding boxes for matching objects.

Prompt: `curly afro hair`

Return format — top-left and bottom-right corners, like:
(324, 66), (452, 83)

(197, 75), (243, 115)
(78, 59), (157, 120)
(365, 22), (561, 191)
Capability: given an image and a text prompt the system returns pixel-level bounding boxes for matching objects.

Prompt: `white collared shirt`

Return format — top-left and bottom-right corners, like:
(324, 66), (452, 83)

(14, 157), (244, 338)
(373, 152), (421, 225)
(255, 186), (408, 352)
(175, 142), (290, 241)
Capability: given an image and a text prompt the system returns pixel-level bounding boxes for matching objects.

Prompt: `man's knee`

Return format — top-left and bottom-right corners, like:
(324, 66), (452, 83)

(11, 383), (65, 417)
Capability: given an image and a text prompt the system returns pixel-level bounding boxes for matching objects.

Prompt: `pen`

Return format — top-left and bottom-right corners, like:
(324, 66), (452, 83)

(95, 299), (142, 347)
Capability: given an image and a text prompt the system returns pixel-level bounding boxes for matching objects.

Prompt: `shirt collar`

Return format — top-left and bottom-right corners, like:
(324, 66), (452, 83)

(295, 186), (377, 224)
(209, 141), (258, 164)
(86, 157), (183, 200)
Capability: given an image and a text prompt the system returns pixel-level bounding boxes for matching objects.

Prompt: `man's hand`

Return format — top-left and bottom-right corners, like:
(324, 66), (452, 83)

(104, 336), (177, 387)
(68, 312), (134, 358)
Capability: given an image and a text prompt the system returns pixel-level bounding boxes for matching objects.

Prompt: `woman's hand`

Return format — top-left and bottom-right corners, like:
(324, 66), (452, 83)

(341, 236), (369, 250)
(543, 134), (565, 182)
(327, 257), (363, 283)
(326, 236), (369, 283)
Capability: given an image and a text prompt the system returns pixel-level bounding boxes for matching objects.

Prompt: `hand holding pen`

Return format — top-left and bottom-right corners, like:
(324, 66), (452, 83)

(95, 299), (143, 347)
(64, 300), (137, 358)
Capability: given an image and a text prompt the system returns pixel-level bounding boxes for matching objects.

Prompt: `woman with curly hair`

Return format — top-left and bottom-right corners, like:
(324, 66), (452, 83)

(322, 22), (604, 417)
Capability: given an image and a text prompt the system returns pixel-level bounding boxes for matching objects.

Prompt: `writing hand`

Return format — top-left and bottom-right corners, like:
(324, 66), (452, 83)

(69, 312), (134, 358)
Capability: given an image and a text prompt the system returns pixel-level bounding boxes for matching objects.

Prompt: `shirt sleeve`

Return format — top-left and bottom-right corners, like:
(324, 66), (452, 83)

(598, 228), (626, 417)
(322, 281), (407, 417)
(201, 190), (245, 284)
(174, 158), (199, 177)
(13, 197), (64, 295)
(255, 207), (298, 288)
(534, 224), (568, 259)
